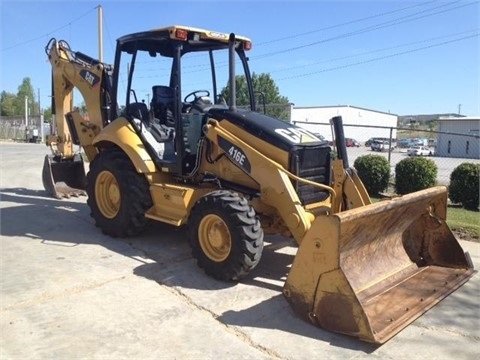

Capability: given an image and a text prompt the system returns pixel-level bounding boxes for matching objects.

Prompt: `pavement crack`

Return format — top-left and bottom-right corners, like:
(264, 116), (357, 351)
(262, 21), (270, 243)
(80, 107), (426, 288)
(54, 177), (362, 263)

(157, 282), (287, 360)
(1, 275), (127, 312)
(412, 322), (480, 340)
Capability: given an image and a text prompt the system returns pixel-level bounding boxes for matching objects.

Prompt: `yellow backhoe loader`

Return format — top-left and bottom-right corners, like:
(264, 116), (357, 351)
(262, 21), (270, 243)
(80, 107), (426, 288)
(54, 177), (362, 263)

(43, 25), (475, 343)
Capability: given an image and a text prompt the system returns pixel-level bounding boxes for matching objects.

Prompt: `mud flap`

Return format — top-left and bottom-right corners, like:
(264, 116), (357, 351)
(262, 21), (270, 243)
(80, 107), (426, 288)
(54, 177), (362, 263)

(42, 154), (87, 199)
(283, 186), (475, 343)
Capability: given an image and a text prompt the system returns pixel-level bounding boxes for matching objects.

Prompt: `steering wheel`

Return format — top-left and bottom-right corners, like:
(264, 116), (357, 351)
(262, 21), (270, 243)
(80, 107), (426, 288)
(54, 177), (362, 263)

(183, 90), (210, 104)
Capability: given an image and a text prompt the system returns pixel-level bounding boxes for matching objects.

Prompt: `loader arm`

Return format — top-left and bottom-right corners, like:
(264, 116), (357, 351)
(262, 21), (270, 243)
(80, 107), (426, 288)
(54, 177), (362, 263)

(202, 116), (371, 243)
(204, 117), (474, 344)
(203, 119), (337, 244)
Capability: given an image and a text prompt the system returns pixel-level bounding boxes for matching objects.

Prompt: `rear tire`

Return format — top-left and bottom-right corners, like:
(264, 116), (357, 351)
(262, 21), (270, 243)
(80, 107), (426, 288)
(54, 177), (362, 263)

(188, 190), (263, 281)
(86, 149), (152, 237)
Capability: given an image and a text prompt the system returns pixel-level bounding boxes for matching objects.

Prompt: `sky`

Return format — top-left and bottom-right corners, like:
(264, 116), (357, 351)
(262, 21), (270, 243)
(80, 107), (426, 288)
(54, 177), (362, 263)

(0, 0), (479, 116)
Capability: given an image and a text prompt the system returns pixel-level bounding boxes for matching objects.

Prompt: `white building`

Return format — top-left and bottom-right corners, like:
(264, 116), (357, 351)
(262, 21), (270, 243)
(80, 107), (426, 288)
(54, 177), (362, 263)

(291, 105), (397, 142)
(436, 117), (479, 159)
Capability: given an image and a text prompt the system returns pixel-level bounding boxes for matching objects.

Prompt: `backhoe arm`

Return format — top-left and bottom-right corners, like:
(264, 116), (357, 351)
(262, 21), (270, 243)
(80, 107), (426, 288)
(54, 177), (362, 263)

(42, 39), (113, 199)
(45, 38), (112, 160)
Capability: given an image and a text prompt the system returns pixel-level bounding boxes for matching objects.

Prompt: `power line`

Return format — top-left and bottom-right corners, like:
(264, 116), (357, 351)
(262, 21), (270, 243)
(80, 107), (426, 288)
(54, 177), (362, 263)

(265, 29), (479, 75)
(253, 0), (474, 60)
(133, 28), (478, 82)
(257, 0), (439, 46)
(276, 33), (478, 81)
(5, 2), (475, 105)
(137, 27), (478, 78)
(1, 6), (97, 52)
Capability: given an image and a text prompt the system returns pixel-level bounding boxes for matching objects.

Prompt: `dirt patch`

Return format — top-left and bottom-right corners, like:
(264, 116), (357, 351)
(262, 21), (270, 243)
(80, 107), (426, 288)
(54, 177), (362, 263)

(453, 228), (479, 243)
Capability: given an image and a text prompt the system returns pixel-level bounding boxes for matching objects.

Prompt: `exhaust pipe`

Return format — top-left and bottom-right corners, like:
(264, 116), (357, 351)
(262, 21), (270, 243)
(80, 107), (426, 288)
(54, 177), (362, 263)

(331, 116), (349, 169)
(228, 33), (236, 111)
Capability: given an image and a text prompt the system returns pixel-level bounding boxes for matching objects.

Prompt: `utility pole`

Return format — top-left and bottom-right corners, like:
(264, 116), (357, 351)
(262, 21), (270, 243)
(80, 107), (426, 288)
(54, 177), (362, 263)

(39, 88), (44, 143)
(24, 96), (28, 128)
(97, 5), (103, 62)
(25, 96), (29, 142)
(457, 104), (462, 115)
(38, 88), (41, 115)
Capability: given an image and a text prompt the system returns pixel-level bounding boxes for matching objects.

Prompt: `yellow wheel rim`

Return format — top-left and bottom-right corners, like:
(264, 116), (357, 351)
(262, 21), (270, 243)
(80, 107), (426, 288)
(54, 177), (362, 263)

(95, 170), (120, 219)
(198, 214), (231, 262)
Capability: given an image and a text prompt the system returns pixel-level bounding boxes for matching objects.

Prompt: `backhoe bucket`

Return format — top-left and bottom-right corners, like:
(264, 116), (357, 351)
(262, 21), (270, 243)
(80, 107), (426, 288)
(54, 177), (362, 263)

(284, 186), (475, 344)
(42, 154), (87, 199)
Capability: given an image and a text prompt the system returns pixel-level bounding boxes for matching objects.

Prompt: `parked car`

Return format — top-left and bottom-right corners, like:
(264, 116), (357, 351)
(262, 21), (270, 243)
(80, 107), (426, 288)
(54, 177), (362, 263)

(366, 137), (391, 147)
(365, 137), (381, 147)
(407, 146), (434, 156)
(345, 138), (360, 147)
(371, 140), (391, 152)
(398, 138), (413, 148)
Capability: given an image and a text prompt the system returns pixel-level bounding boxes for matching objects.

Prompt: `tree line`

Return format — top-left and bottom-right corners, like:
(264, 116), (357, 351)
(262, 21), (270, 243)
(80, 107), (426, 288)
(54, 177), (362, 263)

(0, 77), (45, 118)
(2, 73), (290, 122)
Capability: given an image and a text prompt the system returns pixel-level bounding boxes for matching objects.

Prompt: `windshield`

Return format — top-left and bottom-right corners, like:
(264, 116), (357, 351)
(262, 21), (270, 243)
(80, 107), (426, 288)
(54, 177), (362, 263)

(116, 46), (251, 112)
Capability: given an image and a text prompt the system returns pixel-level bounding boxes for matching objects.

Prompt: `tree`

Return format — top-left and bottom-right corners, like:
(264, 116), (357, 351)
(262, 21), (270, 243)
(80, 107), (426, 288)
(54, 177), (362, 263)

(43, 106), (53, 123)
(74, 101), (88, 116)
(1, 78), (41, 117)
(427, 120), (437, 132)
(14, 77), (38, 116)
(0, 91), (17, 116)
(220, 73), (290, 120)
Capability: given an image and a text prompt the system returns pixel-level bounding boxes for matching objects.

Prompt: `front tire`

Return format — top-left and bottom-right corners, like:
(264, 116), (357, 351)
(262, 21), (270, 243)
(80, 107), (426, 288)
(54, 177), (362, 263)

(86, 148), (152, 237)
(188, 190), (263, 281)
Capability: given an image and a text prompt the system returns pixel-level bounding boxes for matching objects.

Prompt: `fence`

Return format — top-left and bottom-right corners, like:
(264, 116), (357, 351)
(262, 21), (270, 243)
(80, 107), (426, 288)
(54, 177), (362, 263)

(0, 103), (294, 142)
(0, 116), (50, 143)
(238, 102), (293, 121)
(293, 120), (480, 185)
(2, 112), (478, 185)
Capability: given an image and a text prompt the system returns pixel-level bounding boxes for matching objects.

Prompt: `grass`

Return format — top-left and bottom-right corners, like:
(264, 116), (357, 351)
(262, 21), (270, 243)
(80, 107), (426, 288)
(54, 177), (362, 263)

(372, 196), (479, 242)
(446, 206), (480, 241)
(396, 129), (436, 138)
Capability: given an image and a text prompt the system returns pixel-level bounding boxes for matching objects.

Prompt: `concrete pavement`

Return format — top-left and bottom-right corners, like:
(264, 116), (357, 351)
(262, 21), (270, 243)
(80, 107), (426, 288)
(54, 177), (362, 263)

(1, 143), (479, 359)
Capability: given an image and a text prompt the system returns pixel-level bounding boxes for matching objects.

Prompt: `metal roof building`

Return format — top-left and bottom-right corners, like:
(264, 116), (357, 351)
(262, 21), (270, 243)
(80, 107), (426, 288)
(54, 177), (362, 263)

(290, 105), (398, 142)
(436, 116), (480, 159)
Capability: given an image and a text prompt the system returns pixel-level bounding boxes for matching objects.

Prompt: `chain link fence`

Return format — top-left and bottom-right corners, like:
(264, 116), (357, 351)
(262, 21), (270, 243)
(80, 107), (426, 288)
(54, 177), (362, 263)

(237, 102), (293, 121)
(293, 120), (480, 185)
(1, 103), (293, 143)
(0, 116), (50, 143)
(3, 110), (478, 185)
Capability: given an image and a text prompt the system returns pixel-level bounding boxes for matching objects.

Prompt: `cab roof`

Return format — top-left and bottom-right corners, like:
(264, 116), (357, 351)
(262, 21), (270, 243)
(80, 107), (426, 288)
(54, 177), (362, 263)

(117, 25), (252, 57)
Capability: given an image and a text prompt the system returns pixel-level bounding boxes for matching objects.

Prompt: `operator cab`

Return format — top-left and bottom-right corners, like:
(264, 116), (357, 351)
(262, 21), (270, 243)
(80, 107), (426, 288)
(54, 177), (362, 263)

(112, 26), (254, 176)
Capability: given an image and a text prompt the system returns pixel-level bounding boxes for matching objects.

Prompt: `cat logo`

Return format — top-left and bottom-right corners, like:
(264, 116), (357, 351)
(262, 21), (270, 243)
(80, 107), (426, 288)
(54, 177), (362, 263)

(80, 70), (100, 88)
(274, 127), (321, 144)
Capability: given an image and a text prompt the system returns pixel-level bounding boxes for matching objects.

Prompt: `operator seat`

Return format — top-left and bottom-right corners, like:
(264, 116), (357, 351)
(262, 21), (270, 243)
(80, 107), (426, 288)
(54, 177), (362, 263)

(127, 102), (150, 123)
(149, 86), (176, 160)
(151, 85), (175, 126)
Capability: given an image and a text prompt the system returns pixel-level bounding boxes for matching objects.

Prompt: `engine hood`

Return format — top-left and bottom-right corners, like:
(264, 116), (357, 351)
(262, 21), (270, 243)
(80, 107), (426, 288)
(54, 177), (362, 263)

(207, 108), (328, 152)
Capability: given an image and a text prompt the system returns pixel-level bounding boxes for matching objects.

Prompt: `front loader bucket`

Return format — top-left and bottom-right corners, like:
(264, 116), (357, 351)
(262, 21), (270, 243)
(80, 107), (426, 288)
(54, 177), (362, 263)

(42, 154), (87, 199)
(284, 186), (475, 344)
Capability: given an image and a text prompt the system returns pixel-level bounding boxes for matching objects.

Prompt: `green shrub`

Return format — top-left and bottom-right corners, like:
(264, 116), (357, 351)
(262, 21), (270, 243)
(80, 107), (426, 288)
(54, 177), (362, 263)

(353, 154), (390, 196)
(449, 162), (480, 210)
(395, 157), (437, 195)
